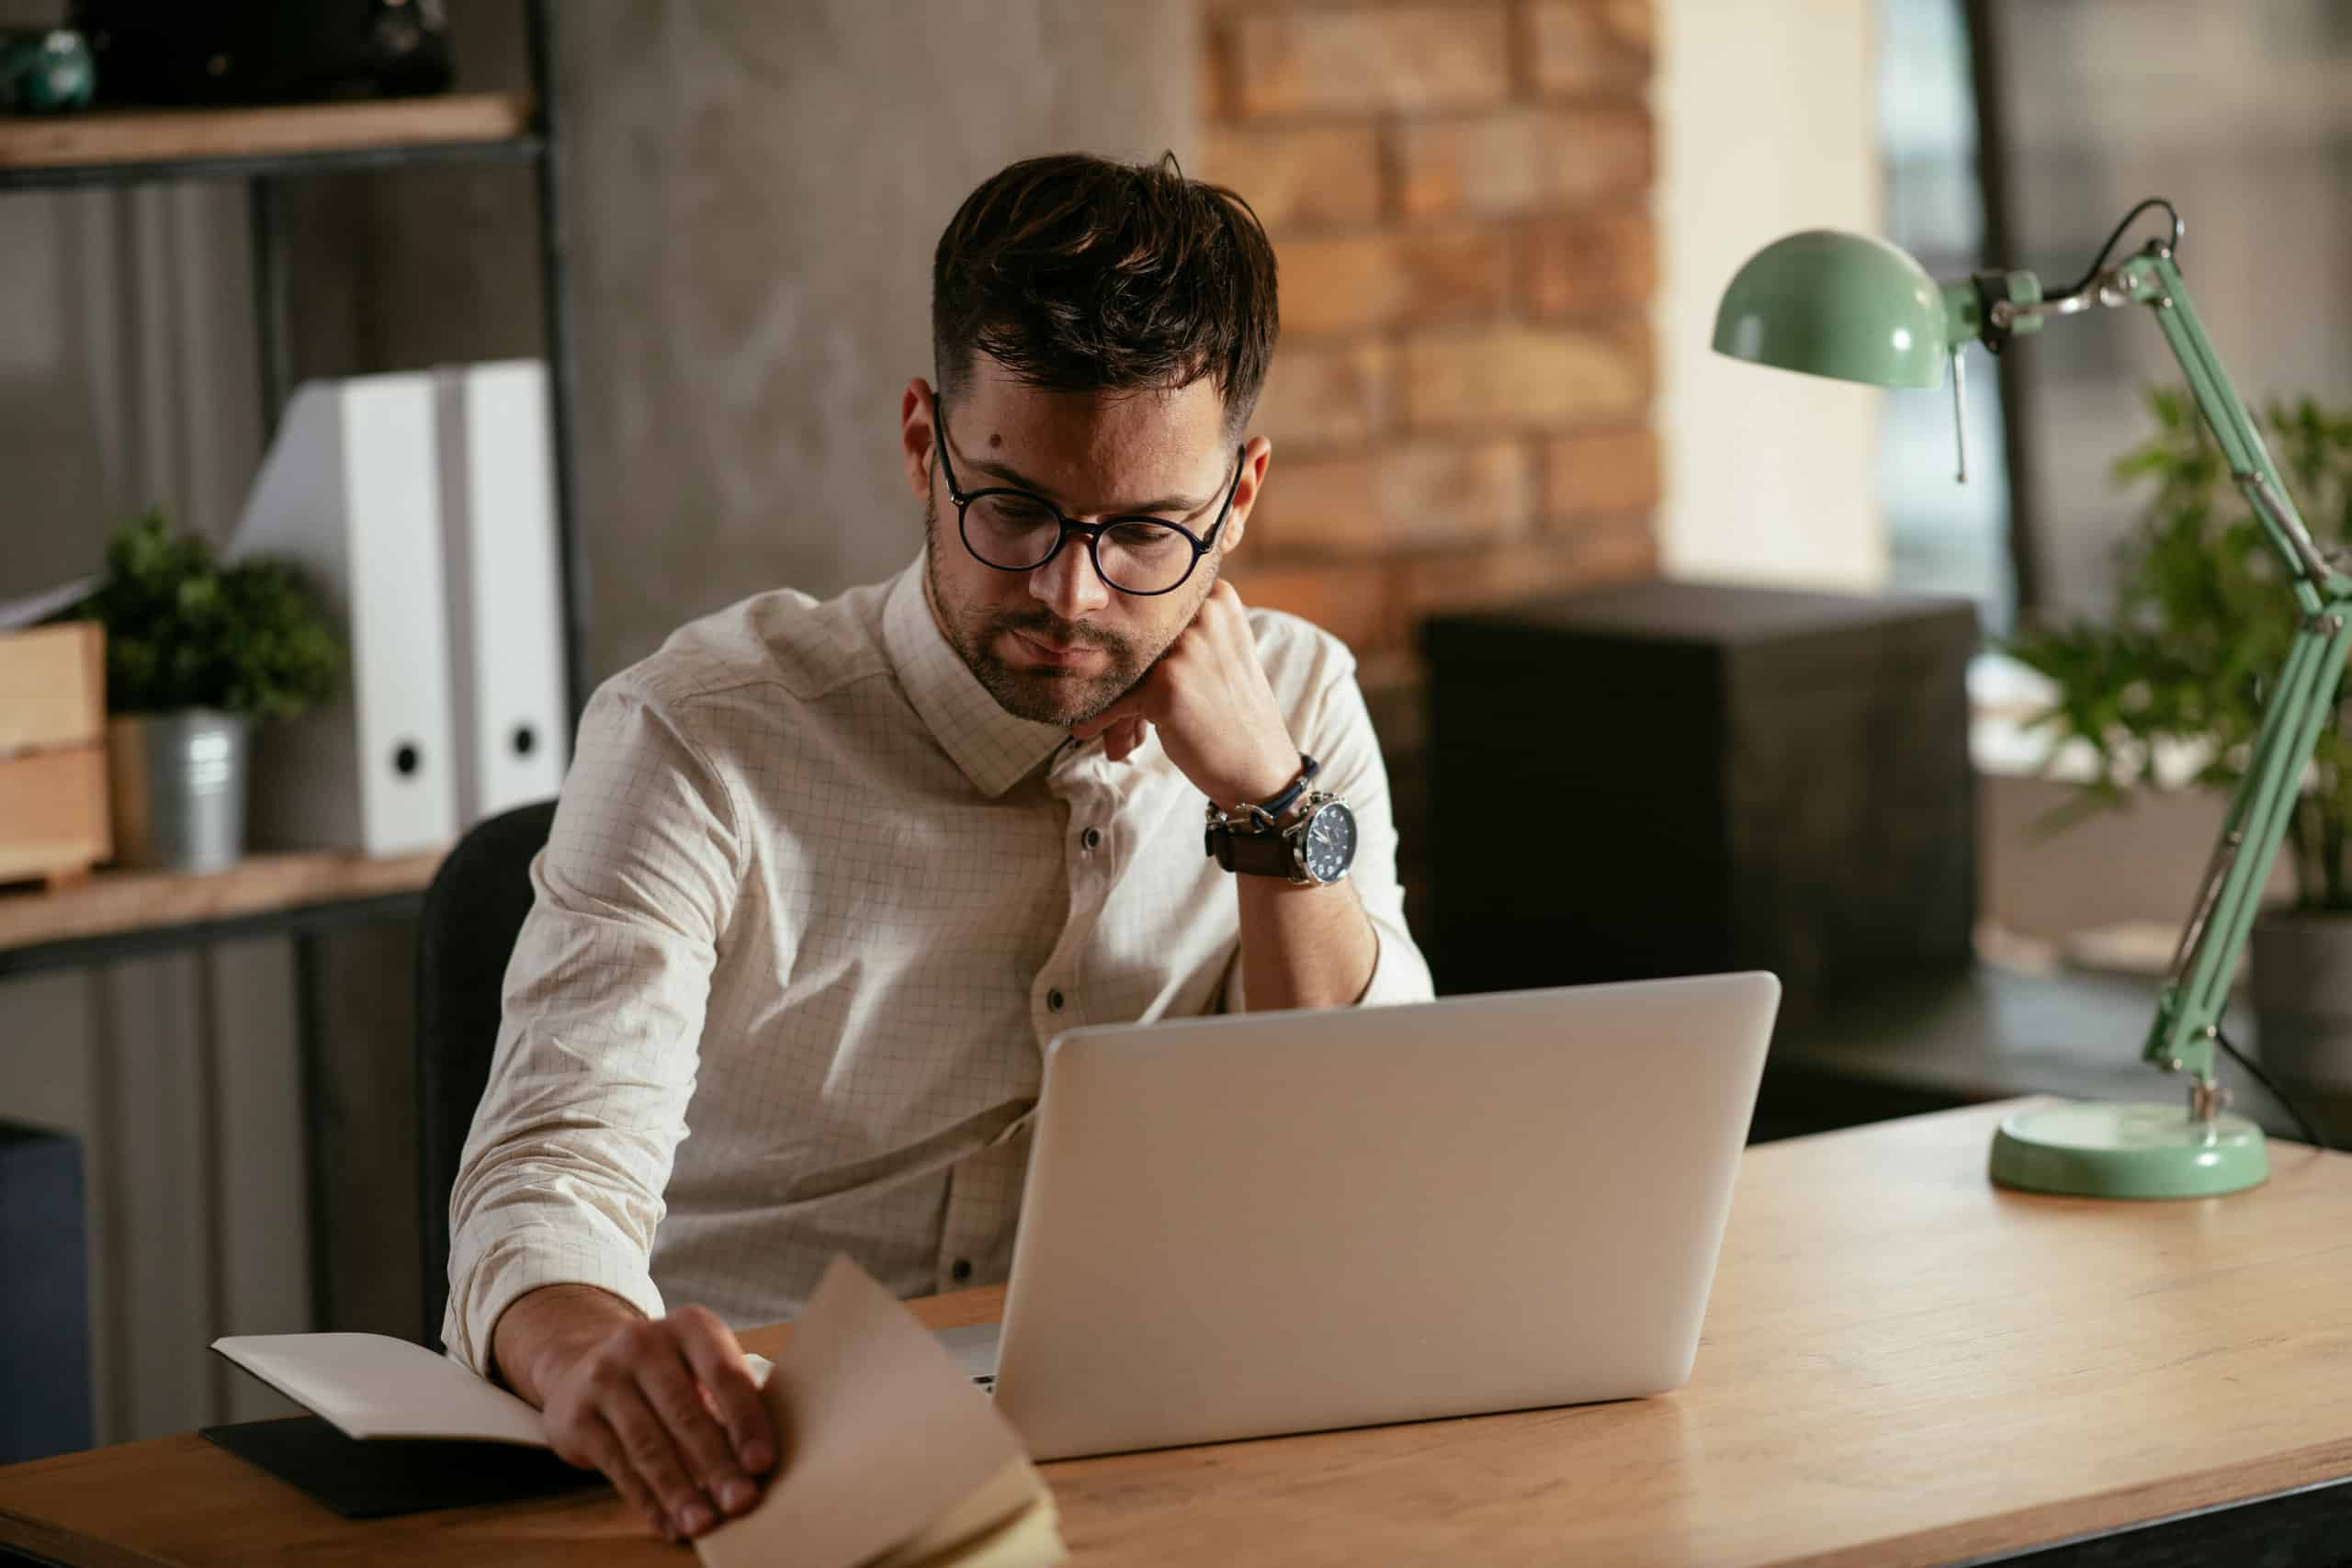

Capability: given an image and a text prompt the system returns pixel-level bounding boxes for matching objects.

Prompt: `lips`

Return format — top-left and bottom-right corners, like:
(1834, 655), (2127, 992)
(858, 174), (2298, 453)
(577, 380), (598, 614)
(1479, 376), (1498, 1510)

(1011, 630), (1103, 667)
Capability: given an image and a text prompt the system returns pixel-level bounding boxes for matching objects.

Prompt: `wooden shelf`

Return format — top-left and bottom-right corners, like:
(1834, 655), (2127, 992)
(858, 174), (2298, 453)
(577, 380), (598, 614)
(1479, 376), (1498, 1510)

(0, 93), (536, 186)
(0, 848), (446, 973)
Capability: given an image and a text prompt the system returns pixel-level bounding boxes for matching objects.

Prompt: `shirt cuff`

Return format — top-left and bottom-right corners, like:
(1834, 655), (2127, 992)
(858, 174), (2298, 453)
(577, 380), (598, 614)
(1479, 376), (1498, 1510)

(442, 1227), (669, 1377)
(1221, 915), (1434, 1014)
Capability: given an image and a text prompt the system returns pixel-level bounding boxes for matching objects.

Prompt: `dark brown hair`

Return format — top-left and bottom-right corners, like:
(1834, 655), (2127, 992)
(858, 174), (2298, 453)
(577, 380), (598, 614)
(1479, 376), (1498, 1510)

(932, 152), (1279, 434)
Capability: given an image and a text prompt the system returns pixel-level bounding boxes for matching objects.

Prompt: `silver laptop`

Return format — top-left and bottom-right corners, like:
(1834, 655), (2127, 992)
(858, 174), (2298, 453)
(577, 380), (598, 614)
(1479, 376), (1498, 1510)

(940, 973), (1780, 1461)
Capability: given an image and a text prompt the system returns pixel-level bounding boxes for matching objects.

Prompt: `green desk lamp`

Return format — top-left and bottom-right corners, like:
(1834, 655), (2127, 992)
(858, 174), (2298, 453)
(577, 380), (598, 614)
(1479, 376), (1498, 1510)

(1713, 198), (2347, 1199)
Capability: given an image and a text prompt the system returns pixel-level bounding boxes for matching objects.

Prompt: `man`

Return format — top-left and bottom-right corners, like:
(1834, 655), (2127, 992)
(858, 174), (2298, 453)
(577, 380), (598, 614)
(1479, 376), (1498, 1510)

(444, 151), (1433, 1540)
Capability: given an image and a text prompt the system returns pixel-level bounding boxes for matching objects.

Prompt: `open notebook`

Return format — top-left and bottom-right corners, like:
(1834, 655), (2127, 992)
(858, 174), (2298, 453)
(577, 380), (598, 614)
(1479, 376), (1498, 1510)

(209, 1256), (1063, 1568)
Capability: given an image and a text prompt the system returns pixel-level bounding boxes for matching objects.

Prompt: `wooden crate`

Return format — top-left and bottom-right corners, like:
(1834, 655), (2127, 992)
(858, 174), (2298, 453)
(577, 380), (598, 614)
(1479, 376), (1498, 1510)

(0, 624), (110, 888)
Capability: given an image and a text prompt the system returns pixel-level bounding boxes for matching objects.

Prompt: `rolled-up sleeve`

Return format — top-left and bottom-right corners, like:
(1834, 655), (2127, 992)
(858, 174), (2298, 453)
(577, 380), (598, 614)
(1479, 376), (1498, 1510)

(1223, 629), (1437, 1013)
(440, 679), (743, 1374)
(1308, 663), (1435, 1008)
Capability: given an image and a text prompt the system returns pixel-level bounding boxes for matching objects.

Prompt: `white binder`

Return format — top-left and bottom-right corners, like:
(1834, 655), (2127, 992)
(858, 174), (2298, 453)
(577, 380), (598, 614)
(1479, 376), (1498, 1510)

(433, 360), (571, 825)
(233, 374), (459, 856)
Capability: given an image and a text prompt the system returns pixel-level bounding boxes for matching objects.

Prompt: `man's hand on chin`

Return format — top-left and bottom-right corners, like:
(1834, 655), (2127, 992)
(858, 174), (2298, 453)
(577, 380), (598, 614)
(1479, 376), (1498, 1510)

(494, 1283), (775, 1543)
(1069, 580), (1299, 806)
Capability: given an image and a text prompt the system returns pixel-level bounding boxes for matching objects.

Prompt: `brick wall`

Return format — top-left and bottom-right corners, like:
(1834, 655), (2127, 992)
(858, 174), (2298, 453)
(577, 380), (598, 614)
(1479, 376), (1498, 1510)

(1198, 1), (1661, 932)
(1202, 0), (1661, 686)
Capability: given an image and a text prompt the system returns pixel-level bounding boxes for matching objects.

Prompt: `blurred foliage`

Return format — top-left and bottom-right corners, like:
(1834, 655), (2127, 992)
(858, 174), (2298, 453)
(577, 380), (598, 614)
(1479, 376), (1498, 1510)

(2007, 389), (2352, 908)
(61, 510), (340, 722)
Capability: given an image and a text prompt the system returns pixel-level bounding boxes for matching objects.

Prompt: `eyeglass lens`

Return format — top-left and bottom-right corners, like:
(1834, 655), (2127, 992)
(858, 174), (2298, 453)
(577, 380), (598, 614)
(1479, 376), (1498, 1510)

(963, 493), (1199, 593)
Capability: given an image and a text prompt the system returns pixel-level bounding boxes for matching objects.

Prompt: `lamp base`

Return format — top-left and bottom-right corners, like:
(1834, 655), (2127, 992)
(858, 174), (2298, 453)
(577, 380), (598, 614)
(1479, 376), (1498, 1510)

(1988, 1100), (2267, 1199)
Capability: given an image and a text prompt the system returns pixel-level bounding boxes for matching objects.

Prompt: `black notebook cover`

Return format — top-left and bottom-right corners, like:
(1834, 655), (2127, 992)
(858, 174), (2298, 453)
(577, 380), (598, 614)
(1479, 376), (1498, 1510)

(199, 1415), (605, 1518)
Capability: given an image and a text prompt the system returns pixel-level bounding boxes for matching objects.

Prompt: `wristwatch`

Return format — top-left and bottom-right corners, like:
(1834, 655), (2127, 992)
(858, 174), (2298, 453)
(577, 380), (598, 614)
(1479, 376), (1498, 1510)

(1204, 756), (1358, 886)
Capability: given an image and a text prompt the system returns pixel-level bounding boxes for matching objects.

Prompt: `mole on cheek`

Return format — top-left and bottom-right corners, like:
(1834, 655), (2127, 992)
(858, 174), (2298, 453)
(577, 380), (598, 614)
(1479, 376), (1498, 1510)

(989, 433), (1003, 449)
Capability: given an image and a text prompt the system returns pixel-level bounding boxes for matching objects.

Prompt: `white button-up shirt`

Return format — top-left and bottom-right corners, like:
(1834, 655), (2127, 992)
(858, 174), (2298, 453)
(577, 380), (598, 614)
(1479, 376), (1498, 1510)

(441, 555), (1433, 1372)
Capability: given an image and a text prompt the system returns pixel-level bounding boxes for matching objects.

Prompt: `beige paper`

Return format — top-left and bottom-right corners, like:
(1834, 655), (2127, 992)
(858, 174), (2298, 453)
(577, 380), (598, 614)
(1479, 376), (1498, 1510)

(872, 1460), (1053, 1568)
(210, 1333), (548, 1446)
(886, 1495), (1065, 1568)
(695, 1256), (1051, 1568)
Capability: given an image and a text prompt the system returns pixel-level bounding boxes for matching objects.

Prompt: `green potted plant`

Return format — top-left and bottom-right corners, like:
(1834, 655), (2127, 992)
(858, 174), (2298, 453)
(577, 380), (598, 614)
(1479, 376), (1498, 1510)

(63, 510), (340, 873)
(2009, 388), (2352, 1089)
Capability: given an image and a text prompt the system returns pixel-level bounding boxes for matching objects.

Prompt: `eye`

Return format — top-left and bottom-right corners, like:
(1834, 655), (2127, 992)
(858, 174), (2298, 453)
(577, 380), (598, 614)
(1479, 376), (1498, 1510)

(972, 492), (1059, 535)
(987, 494), (1055, 524)
(1105, 521), (1185, 552)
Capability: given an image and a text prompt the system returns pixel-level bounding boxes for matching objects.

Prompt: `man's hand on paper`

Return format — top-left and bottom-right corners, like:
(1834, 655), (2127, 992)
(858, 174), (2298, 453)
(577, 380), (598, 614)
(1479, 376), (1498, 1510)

(496, 1285), (774, 1541)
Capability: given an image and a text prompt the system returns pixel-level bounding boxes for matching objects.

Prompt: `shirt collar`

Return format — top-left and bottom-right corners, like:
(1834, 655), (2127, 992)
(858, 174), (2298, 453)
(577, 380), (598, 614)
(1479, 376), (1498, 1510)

(881, 554), (1073, 798)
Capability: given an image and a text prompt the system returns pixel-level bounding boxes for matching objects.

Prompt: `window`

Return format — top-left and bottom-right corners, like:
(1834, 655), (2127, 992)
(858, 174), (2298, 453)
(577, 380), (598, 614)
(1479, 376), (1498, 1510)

(1883, 1), (2352, 631)
(1878, 0), (2016, 637)
(1994, 0), (2352, 624)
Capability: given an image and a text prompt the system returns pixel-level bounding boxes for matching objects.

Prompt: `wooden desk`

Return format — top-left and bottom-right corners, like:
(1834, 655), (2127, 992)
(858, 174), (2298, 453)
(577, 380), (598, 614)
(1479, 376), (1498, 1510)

(6, 1101), (2350, 1567)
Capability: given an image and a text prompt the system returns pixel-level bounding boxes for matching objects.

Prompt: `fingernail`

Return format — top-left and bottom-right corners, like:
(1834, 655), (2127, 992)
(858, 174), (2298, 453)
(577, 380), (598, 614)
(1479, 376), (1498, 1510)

(681, 1504), (714, 1536)
(721, 1479), (755, 1512)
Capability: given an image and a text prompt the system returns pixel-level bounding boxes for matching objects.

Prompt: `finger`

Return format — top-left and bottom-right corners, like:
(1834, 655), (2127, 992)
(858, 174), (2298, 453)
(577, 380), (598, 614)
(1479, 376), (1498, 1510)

(634, 1342), (754, 1519)
(1198, 581), (1253, 645)
(564, 1412), (673, 1540)
(601, 1374), (716, 1538)
(673, 1307), (775, 1480)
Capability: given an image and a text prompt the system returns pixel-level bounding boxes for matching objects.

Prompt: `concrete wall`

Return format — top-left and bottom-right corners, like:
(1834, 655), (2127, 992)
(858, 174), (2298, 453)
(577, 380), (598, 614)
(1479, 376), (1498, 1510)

(0, 0), (1193, 1443)
(560, 2), (1198, 680)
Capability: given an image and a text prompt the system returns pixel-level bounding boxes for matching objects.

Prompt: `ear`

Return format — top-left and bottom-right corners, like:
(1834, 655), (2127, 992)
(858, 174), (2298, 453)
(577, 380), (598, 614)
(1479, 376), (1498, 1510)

(1216, 436), (1274, 558)
(899, 379), (937, 502)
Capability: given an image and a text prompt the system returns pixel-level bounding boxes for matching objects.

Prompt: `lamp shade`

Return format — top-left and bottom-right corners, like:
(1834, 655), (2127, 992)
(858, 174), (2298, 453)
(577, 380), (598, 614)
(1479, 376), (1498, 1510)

(1712, 230), (1953, 389)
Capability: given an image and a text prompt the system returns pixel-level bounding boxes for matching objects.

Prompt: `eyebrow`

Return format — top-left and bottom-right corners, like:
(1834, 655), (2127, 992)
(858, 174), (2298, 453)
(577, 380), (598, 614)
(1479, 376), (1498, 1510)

(960, 448), (1219, 518)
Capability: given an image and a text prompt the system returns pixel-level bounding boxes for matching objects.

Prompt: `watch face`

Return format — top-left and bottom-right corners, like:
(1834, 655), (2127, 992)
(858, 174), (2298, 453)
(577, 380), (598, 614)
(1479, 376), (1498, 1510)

(1298, 801), (1357, 884)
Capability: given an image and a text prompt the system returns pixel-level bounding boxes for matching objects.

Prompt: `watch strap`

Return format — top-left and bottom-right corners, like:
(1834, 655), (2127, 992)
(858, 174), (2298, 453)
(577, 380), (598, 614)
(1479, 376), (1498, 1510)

(1210, 821), (1299, 880)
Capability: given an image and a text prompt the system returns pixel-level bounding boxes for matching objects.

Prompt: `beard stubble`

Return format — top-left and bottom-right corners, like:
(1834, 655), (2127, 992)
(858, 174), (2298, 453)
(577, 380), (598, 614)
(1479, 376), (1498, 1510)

(922, 491), (1215, 728)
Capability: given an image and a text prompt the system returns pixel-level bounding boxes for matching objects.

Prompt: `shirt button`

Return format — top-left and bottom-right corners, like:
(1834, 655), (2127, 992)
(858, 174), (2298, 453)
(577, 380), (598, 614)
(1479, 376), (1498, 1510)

(1081, 827), (1102, 852)
(1047, 989), (1066, 1011)
(952, 1258), (974, 1283)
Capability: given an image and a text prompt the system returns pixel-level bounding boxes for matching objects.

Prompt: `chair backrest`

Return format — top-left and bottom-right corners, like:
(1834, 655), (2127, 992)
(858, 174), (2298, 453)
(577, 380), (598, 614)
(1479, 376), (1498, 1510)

(414, 798), (557, 1348)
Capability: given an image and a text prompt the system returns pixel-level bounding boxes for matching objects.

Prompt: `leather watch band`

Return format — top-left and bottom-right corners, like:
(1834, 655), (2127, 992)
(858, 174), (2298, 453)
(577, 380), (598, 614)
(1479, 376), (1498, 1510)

(1210, 823), (1298, 880)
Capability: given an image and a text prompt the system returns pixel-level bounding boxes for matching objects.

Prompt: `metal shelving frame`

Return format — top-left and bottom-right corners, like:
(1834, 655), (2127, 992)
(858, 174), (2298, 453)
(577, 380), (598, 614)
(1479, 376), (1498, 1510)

(0, 0), (580, 1333)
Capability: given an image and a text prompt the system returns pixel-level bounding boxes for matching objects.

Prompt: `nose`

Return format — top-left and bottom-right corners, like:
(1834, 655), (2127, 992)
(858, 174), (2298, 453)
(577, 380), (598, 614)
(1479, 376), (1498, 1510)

(1029, 528), (1113, 619)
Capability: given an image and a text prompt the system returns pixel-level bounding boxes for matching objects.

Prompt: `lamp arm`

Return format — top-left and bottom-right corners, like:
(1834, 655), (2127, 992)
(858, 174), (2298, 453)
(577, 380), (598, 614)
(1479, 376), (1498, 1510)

(2121, 254), (2350, 601)
(2150, 607), (2352, 1087)
(2046, 247), (2352, 1089)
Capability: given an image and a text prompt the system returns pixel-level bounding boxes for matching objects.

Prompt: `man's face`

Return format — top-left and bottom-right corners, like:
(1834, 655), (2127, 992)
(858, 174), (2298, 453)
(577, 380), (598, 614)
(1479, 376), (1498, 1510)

(903, 356), (1260, 728)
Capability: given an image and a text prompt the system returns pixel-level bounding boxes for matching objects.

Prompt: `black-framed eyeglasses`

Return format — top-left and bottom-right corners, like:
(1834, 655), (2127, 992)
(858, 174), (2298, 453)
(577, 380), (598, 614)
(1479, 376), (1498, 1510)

(933, 400), (1244, 597)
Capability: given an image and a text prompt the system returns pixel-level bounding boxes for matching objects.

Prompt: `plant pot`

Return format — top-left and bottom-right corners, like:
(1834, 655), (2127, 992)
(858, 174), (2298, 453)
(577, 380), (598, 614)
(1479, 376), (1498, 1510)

(2248, 906), (2352, 1093)
(106, 710), (250, 874)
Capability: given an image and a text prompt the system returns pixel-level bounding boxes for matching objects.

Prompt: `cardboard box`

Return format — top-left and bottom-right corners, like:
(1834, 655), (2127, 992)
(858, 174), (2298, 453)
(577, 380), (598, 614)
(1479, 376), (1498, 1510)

(0, 623), (105, 755)
(0, 623), (111, 887)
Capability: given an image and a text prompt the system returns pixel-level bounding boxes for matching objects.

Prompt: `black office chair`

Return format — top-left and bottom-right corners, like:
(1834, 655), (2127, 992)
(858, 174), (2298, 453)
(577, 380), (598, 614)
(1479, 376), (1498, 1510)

(413, 798), (557, 1349)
